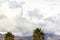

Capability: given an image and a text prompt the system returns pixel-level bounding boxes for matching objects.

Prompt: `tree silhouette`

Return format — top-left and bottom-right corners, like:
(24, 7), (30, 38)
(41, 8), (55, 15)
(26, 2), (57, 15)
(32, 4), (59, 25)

(4, 32), (14, 40)
(33, 28), (45, 40)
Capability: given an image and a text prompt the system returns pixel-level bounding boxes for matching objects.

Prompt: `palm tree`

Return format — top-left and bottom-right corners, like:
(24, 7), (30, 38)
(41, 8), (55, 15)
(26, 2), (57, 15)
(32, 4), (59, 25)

(4, 32), (14, 40)
(33, 28), (45, 40)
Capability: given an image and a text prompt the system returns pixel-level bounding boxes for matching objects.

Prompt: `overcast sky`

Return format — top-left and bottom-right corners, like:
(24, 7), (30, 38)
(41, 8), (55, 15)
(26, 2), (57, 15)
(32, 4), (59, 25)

(0, 0), (60, 36)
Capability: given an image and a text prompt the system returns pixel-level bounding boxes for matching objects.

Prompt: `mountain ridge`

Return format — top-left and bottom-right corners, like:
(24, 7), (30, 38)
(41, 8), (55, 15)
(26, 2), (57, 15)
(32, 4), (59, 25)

(0, 33), (60, 40)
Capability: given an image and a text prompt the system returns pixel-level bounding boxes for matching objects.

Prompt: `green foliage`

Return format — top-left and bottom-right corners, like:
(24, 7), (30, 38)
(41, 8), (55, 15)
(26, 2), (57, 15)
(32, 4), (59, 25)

(4, 32), (14, 40)
(33, 28), (45, 40)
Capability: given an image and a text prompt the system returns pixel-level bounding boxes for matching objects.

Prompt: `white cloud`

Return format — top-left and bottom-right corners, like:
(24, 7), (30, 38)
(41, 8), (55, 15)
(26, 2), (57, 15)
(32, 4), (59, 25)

(0, 0), (60, 36)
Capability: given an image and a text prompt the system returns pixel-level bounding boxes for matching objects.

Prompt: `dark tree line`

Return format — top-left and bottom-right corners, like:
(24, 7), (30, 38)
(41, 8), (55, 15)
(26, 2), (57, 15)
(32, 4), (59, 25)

(4, 28), (45, 40)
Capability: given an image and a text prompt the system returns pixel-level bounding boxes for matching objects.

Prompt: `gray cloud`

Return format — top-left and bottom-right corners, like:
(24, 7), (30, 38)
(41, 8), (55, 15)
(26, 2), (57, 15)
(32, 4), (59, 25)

(9, 1), (25, 8)
(0, 14), (7, 20)
(28, 9), (43, 20)
(0, 27), (7, 32)
(38, 23), (46, 27)
(44, 17), (56, 23)
(44, 15), (60, 24)
(28, 8), (43, 19)
(15, 15), (33, 36)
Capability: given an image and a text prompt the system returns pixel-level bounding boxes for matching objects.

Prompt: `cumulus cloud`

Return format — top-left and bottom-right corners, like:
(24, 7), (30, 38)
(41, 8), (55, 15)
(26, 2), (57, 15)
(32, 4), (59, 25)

(0, 0), (60, 36)
(27, 9), (43, 24)
(14, 14), (36, 36)
(28, 9), (43, 19)
(44, 17), (56, 23)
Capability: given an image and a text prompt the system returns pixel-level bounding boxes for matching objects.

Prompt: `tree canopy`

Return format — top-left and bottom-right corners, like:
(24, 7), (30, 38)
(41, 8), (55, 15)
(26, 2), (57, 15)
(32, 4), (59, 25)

(4, 32), (14, 40)
(33, 28), (45, 40)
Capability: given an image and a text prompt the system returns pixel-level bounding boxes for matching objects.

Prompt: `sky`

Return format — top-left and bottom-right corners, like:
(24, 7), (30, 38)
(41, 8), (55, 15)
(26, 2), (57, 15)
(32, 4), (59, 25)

(0, 0), (60, 36)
